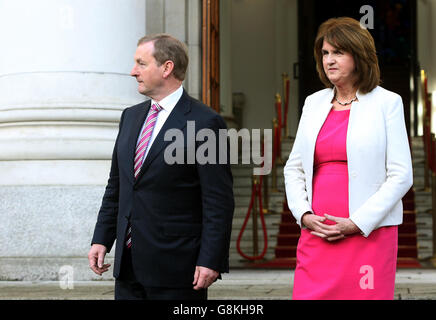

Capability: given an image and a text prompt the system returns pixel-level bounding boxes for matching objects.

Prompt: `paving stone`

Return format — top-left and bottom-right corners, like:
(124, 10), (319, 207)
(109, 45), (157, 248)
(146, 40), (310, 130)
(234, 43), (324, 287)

(1, 269), (436, 300)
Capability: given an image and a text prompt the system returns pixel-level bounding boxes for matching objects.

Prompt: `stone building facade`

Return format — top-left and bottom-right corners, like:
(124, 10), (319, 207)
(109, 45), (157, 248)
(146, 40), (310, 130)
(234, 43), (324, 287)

(1, 0), (435, 281)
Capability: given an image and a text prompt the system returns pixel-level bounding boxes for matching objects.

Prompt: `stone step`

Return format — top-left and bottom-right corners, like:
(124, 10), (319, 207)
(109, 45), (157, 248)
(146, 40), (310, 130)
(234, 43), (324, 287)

(403, 137), (431, 261)
(415, 192), (432, 204)
(229, 252), (276, 265)
(230, 217), (281, 230)
(233, 185), (286, 196)
(417, 242), (432, 250)
(233, 178), (285, 189)
(232, 165), (285, 175)
(412, 149), (425, 157)
(230, 233), (279, 242)
(233, 206), (287, 216)
(417, 227), (434, 239)
(416, 207), (431, 214)
(229, 241), (278, 251)
(416, 214), (433, 226)
(234, 195), (285, 209)
(229, 251), (278, 262)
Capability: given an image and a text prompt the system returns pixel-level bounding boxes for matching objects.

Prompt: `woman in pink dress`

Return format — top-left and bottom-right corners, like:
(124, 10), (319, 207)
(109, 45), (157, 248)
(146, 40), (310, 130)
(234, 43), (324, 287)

(284, 17), (413, 300)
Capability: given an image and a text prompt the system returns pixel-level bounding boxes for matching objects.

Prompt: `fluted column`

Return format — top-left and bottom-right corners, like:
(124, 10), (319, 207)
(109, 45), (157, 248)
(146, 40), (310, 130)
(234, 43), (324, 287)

(219, 0), (234, 120)
(0, 0), (146, 184)
(0, 0), (146, 280)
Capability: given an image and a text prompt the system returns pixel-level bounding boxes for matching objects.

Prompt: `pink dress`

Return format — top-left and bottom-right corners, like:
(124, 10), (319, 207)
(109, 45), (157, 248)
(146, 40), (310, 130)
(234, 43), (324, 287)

(292, 109), (398, 300)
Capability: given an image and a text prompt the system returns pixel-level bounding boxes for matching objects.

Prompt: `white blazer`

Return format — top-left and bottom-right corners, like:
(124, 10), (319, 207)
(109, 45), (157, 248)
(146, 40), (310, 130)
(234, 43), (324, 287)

(284, 86), (413, 237)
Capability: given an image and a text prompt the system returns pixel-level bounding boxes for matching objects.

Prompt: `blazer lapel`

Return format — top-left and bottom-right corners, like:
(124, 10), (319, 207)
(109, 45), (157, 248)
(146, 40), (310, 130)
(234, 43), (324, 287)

(134, 91), (192, 182)
(305, 89), (334, 178)
(312, 101), (334, 142)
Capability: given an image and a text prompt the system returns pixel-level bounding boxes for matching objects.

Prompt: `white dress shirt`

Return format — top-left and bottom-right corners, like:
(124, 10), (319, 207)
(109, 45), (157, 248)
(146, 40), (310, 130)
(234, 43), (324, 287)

(137, 85), (184, 162)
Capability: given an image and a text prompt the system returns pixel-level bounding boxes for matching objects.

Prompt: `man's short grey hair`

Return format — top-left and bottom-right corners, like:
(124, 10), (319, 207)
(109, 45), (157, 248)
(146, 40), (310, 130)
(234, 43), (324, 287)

(137, 33), (189, 81)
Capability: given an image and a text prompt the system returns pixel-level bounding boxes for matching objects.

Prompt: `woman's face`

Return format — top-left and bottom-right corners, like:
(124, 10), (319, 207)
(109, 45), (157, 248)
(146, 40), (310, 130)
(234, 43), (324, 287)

(322, 40), (356, 87)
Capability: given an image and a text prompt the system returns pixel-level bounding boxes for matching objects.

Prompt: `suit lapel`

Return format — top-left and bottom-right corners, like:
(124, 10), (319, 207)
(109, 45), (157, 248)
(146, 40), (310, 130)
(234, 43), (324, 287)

(128, 100), (151, 181)
(135, 91), (192, 182)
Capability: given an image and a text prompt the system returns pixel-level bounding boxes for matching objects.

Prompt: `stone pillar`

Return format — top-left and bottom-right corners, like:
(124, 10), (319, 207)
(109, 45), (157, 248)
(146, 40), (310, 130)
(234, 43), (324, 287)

(219, 0), (235, 125)
(145, 0), (201, 100)
(0, 0), (145, 280)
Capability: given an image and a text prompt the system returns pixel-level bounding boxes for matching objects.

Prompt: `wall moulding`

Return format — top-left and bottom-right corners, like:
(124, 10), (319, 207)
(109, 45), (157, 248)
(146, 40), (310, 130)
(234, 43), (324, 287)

(0, 71), (144, 109)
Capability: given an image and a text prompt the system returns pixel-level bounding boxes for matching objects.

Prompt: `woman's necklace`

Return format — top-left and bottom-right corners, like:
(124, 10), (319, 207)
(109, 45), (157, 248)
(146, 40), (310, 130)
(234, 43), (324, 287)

(335, 95), (357, 106)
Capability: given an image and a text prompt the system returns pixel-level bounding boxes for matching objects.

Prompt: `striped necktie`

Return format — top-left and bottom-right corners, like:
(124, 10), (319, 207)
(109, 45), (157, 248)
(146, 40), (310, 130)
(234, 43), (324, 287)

(126, 102), (162, 248)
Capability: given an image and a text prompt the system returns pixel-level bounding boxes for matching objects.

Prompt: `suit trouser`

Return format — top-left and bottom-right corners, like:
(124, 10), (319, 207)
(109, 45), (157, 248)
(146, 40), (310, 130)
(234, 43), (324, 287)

(115, 247), (207, 300)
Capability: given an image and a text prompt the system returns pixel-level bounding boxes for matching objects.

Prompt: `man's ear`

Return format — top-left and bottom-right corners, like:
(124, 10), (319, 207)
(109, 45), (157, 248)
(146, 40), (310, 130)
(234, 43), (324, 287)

(162, 60), (175, 79)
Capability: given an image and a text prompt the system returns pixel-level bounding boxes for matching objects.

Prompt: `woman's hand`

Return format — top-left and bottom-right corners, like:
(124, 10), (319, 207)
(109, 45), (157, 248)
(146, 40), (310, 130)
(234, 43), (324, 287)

(302, 213), (344, 241)
(323, 214), (361, 237)
(302, 213), (361, 241)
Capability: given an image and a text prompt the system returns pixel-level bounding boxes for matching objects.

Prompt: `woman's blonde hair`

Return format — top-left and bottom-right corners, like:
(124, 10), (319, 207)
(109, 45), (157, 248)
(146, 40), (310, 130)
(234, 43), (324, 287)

(314, 17), (380, 94)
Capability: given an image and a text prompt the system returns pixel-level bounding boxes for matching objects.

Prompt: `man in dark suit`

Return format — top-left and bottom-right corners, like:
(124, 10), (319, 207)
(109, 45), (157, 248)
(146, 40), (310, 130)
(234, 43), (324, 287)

(87, 34), (234, 300)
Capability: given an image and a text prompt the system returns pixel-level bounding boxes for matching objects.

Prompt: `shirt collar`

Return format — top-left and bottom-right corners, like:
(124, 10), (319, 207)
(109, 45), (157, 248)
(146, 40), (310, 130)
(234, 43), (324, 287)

(151, 85), (184, 112)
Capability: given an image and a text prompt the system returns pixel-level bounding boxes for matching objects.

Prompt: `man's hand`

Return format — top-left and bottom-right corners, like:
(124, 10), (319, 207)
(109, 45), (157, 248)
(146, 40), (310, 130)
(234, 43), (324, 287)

(193, 266), (219, 290)
(88, 244), (111, 276)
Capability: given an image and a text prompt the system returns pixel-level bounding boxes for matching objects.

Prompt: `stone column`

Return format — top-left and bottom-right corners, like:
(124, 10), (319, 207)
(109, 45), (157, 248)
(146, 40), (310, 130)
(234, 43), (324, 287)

(219, 0), (236, 126)
(145, 0), (202, 100)
(0, 0), (145, 280)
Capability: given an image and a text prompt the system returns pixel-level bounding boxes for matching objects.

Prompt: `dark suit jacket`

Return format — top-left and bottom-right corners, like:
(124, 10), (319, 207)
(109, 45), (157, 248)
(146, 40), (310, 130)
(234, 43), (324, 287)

(91, 90), (234, 288)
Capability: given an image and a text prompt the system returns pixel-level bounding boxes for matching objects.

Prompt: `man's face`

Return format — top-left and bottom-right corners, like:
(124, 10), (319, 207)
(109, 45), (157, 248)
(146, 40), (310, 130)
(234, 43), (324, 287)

(130, 41), (165, 97)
